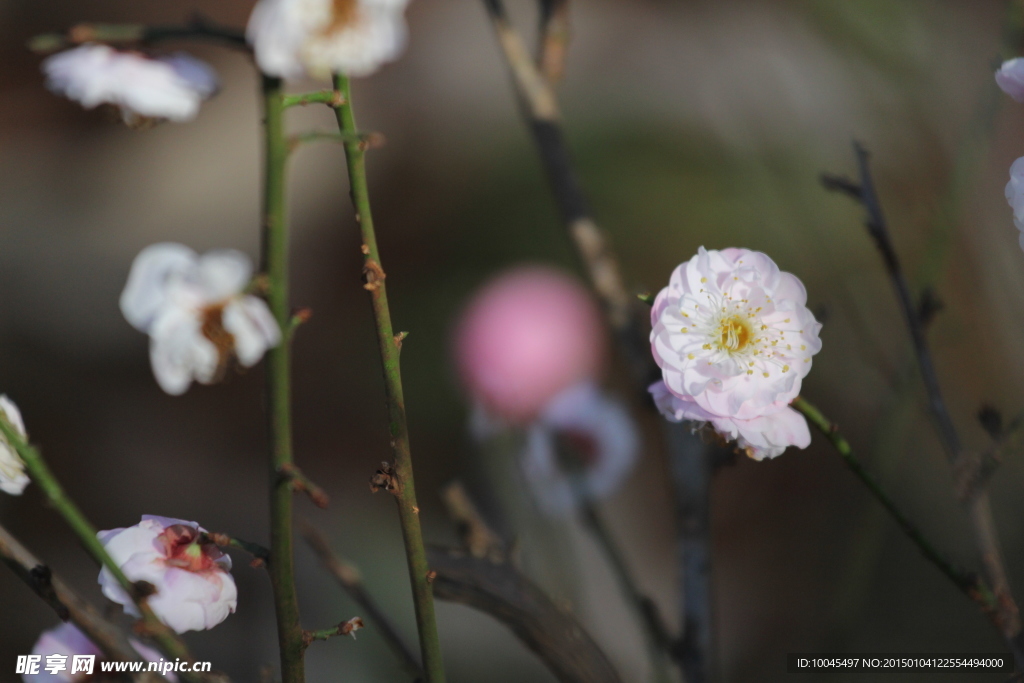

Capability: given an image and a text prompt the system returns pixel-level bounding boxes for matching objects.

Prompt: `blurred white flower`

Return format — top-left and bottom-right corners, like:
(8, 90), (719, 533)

(650, 247), (822, 421)
(996, 58), (1024, 103)
(0, 396), (29, 496)
(43, 44), (218, 124)
(98, 515), (237, 634)
(247, 0), (410, 79)
(1006, 157), (1024, 250)
(519, 382), (638, 516)
(650, 380), (809, 460)
(120, 243), (281, 395)
(25, 622), (175, 683)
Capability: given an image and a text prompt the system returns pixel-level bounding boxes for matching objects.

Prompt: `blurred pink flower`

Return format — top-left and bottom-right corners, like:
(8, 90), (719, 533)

(247, 0), (410, 79)
(98, 516), (237, 634)
(120, 243), (281, 395)
(650, 247), (821, 421)
(24, 622), (174, 682)
(650, 380), (809, 460)
(996, 58), (1024, 103)
(43, 45), (217, 124)
(0, 395), (29, 496)
(455, 266), (606, 422)
(519, 381), (639, 515)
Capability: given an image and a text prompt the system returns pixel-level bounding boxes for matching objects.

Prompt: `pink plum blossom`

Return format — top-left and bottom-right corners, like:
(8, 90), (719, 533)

(455, 266), (606, 422)
(996, 58), (1024, 102)
(0, 395), (29, 496)
(650, 380), (809, 460)
(98, 516), (237, 634)
(24, 622), (174, 682)
(248, 0), (410, 79)
(120, 243), (281, 395)
(648, 247), (821, 459)
(43, 45), (217, 124)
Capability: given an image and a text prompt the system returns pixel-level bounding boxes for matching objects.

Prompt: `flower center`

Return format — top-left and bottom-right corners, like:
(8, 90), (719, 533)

(716, 314), (752, 352)
(327, 0), (360, 33)
(200, 304), (236, 376)
(159, 524), (224, 573)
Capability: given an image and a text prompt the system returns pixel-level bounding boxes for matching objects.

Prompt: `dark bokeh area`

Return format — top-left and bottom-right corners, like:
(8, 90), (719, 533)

(2, 0), (1024, 681)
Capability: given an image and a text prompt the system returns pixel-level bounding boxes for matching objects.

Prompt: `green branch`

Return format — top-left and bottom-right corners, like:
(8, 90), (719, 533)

(331, 73), (447, 683)
(0, 418), (195, 676)
(792, 397), (999, 615)
(261, 75), (305, 683)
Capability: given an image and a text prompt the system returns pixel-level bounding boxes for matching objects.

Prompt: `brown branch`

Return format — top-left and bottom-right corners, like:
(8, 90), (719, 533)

(298, 520), (423, 679)
(537, 0), (571, 86)
(0, 522), (166, 682)
(427, 547), (622, 683)
(278, 463), (330, 509)
(440, 482), (505, 562)
(480, 3), (715, 680)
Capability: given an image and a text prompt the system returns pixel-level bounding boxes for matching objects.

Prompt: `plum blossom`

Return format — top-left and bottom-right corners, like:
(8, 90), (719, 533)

(649, 247), (822, 458)
(247, 0), (411, 79)
(650, 380), (809, 460)
(98, 515), (237, 634)
(996, 58), (1024, 102)
(24, 622), (174, 682)
(455, 266), (605, 422)
(522, 382), (638, 515)
(0, 396), (29, 496)
(1006, 158), (1024, 249)
(120, 243), (281, 395)
(43, 45), (218, 124)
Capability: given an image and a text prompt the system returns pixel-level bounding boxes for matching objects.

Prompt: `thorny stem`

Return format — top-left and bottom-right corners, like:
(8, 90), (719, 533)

(261, 75), (305, 683)
(300, 521), (424, 679)
(0, 419), (196, 677)
(823, 143), (1024, 665)
(580, 502), (674, 683)
(792, 398), (1004, 622)
(331, 73), (447, 683)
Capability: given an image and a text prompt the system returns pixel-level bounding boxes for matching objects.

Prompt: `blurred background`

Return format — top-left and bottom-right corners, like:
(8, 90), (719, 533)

(2, 0), (1024, 681)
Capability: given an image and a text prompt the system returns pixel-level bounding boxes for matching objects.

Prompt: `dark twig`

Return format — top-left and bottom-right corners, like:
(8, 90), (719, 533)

(824, 141), (1023, 666)
(480, 3), (714, 679)
(664, 425), (713, 683)
(428, 547), (623, 683)
(28, 16), (248, 53)
(0, 523), (171, 683)
(298, 521), (423, 679)
(956, 413), (1024, 503)
(537, 0), (571, 86)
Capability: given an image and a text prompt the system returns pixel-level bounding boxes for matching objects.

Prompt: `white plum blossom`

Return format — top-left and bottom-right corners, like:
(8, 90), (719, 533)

(247, 0), (411, 79)
(650, 380), (809, 460)
(0, 396), (29, 496)
(43, 44), (218, 124)
(120, 243), (281, 395)
(1006, 157), (1024, 250)
(517, 382), (639, 516)
(996, 58), (1024, 102)
(25, 622), (174, 683)
(649, 247), (822, 458)
(98, 515), (237, 634)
